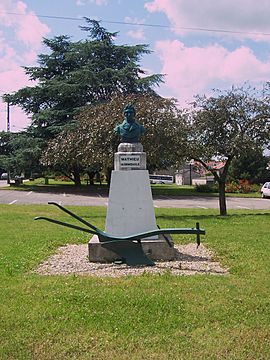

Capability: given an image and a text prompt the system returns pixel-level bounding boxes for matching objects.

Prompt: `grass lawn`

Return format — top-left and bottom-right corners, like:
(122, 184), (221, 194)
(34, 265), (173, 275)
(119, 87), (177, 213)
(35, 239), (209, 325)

(0, 204), (269, 359)
(0, 178), (262, 198)
(151, 184), (262, 198)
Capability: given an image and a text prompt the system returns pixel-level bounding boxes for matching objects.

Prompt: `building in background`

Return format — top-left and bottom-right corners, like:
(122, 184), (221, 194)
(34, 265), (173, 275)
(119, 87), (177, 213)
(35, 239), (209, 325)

(175, 161), (225, 186)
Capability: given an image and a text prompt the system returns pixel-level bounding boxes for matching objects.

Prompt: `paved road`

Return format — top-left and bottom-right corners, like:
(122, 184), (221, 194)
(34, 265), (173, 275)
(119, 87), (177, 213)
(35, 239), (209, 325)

(1, 188), (270, 209)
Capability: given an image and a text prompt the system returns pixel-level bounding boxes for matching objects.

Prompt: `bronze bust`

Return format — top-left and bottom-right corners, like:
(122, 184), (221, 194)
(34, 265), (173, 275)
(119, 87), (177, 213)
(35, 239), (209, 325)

(114, 104), (145, 143)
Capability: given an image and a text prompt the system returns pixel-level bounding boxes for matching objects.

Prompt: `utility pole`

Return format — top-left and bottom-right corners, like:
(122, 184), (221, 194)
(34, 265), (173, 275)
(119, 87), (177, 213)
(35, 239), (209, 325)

(6, 100), (11, 184)
(7, 100), (10, 132)
(0, 91), (11, 184)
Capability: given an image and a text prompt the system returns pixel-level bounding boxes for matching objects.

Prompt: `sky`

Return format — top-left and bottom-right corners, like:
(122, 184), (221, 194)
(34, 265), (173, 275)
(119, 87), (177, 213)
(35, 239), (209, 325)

(1, 0), (270, 132)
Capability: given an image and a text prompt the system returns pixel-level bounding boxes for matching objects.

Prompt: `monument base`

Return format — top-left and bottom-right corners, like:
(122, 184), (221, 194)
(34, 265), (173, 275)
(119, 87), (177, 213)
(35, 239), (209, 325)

(105, 170), (158, 238)
(88, 234), (175, 263)
(88, 141), (176, 265)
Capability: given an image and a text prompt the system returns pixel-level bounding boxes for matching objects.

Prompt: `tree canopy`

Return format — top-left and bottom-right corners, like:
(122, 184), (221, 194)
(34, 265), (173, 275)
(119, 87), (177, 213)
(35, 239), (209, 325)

(41, 93), (188, 182)
(0, 131), (43, 179)
(188, 85), (270, 215)
(3, 18), (270, 201)
(4, 18), (163, 139)
(229, 147), (270, 184)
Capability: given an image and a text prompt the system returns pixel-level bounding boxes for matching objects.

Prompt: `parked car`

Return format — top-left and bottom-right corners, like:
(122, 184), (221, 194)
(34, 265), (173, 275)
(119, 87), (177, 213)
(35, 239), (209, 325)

(260, 182), (270, 198)
(0, 173), (8, 180)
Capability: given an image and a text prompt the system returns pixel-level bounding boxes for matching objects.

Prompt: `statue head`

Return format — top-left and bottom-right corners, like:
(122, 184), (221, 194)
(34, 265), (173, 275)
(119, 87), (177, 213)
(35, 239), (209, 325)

(123, 104), (136, 123)
(115, 103), (145, 143)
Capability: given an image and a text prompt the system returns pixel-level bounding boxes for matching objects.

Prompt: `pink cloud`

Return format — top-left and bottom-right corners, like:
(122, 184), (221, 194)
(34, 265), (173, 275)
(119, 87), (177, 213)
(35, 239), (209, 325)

(0, 103), (31, 132)
(0, 63), (34, 131)
(0, 1), (50, 49)
(0, 0), (13, 26)
(155, 40), (270, 104)
(0, 38), (32, 92)
(145, 0), (270, 40)
(0, 1), (51, 131)
(127, 29), (145, 40)
(16, 0), (26, 12)
(0, 67), (31, 93)
(124, 16), (146, 41)
(14, 1), (50, 48)
(93, 0), (107, 5)
(76, 0), (108, 5)
(22, 50), (39, 63)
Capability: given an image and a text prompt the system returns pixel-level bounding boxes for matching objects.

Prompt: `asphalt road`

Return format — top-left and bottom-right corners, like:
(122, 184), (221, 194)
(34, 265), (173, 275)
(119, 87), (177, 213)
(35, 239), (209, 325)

(1, 187), (270, 209)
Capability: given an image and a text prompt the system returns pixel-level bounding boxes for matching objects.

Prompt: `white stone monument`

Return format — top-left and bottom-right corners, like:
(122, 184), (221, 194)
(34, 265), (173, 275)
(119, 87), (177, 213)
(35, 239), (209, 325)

(88, 105), (175, 262)
(105, 142), (157, 238)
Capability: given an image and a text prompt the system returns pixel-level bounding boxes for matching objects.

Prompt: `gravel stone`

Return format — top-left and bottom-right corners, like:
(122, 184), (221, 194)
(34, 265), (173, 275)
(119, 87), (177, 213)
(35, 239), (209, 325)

(33, 243), (229, 277)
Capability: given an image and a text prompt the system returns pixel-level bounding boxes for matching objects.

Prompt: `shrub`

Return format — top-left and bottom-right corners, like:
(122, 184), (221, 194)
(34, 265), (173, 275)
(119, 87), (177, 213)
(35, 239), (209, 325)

(225, 180), (241, 193)
(54, 175), (72, 182)
(225, 180), (259, 193)
(195, 184), (218, 193)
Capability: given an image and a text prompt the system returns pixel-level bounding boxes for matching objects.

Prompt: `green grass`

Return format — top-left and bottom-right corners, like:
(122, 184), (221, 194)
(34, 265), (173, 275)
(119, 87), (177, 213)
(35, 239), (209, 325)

(0, 179), (262, 198)
(0, 204), (269, 359)
(151, 184), (261, 197)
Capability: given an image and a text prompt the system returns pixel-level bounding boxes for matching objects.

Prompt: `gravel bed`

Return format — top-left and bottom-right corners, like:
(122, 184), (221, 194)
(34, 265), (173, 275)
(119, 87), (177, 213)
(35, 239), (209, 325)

(33, 243), (228, 277)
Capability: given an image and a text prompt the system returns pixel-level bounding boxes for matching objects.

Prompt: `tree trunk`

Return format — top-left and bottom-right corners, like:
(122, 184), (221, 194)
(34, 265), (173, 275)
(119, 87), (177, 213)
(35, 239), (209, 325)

(106, 167), (113, 185)
(72, 168), (81, 187)
(218, 180), (227, 216)
(86, 171), (95, 186)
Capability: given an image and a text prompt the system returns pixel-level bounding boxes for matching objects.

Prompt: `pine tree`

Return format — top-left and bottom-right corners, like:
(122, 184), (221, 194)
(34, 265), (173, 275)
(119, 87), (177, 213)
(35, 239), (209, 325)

(4, 18), (163, 139)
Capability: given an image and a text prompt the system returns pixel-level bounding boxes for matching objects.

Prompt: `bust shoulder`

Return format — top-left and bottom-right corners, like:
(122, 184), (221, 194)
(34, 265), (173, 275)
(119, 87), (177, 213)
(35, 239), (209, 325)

(114, 104), (145, 143)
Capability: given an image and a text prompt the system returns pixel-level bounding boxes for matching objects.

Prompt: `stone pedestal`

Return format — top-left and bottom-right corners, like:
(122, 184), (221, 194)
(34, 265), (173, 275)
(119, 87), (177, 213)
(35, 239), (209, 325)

(89, 235), (175, 262)
(105, 170), (157, 237)
(114, 143), (146, 171)
(88, 142), (175, 263)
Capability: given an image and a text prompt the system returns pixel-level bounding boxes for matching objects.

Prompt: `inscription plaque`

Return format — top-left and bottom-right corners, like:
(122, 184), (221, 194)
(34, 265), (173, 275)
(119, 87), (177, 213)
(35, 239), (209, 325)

(120, 155), (141, 168)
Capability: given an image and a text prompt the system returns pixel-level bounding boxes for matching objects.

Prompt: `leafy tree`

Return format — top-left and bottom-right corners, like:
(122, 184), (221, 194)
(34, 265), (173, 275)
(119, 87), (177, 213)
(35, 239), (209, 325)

(41, 94), (188, 183)
(0, 131), (44, 180)
(3, 19), (163, 184)
(229, 147), (270, 184)
(3, 18), (163, 139)
(188, 85), (270, 215)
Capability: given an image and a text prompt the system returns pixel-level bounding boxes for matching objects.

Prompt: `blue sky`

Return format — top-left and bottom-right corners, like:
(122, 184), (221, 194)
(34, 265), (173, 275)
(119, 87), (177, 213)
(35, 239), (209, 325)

(1, 0), (270, 131)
